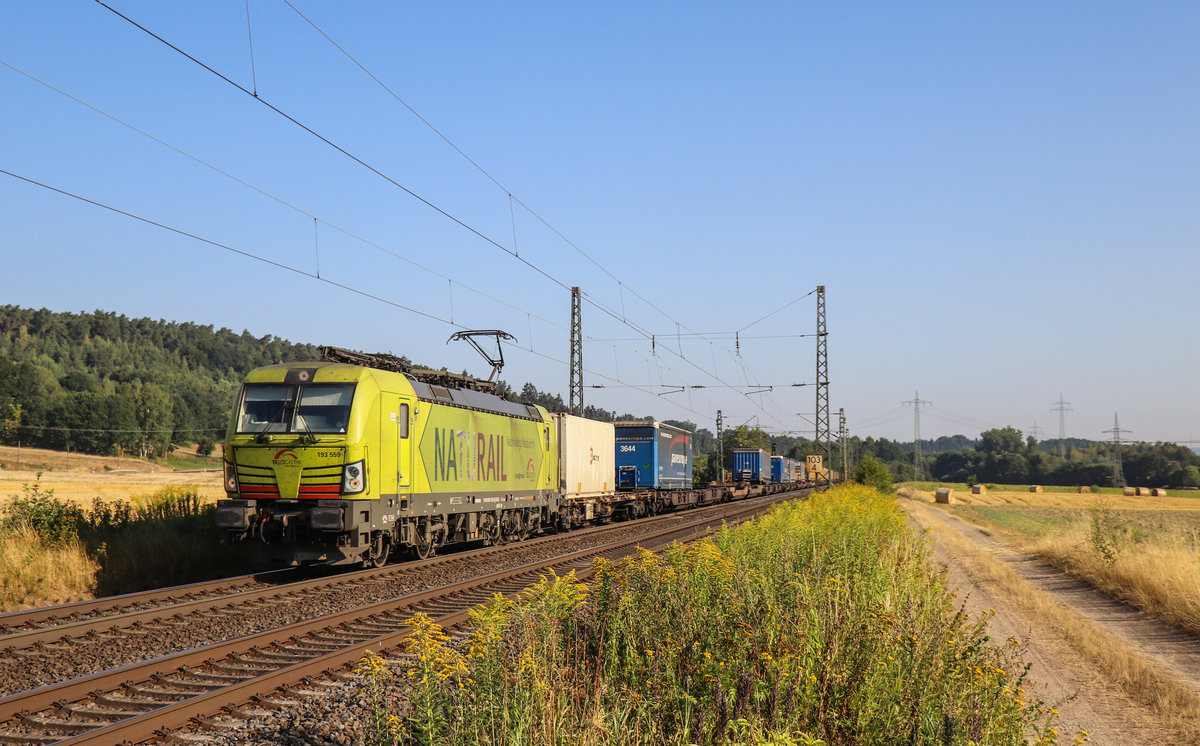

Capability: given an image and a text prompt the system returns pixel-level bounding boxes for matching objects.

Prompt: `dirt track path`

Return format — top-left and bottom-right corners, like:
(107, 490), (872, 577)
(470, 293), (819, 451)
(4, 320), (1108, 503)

(901, 495), (1200, 745)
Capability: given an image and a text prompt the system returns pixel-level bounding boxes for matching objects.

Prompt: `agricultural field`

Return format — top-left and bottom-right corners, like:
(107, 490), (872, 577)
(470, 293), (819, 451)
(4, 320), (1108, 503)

(0, 444), (224, 505)
(0, 445), (233, 610)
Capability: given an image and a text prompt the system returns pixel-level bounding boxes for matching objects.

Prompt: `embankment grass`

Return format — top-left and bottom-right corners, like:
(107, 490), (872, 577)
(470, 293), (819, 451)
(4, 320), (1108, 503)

(359, 485), (1057, 745)
(0, 476), (246, 609)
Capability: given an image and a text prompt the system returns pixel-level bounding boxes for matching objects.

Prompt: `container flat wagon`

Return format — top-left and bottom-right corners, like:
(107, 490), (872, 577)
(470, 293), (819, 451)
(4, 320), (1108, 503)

(733, 448), (770, 484)
(614, 421), (693, 491)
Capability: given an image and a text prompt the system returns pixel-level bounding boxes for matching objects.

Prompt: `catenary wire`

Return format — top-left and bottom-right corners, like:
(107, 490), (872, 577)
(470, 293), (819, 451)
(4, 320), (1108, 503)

(95, 0), (776, 400)
(252, 0), (809, 404)
(0, 58), (568, 336)
(0, 167), (716, 423)
(55, 3), (802, 429)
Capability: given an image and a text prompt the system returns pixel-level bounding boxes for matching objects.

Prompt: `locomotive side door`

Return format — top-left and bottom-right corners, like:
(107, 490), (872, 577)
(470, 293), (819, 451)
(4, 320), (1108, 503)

(396, 396), (415, 493)
(380, 394), (415, 499)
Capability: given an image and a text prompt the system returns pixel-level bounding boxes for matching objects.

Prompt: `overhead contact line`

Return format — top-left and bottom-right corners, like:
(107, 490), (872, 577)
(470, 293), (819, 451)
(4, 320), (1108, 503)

(78, 3), (804, 426)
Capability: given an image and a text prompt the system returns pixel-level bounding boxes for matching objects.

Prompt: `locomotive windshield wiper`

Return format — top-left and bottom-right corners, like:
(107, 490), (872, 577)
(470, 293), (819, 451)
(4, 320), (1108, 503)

(295, 407), (317, 444)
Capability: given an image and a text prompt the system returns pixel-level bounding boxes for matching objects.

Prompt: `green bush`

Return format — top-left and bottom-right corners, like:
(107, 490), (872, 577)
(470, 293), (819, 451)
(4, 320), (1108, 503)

(852, 455), (895, 494)
(0, 474), (83, 545)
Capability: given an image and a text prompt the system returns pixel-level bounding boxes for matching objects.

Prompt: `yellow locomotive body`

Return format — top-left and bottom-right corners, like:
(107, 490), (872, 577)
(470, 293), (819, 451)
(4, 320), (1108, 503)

(217, 358), (558, 566)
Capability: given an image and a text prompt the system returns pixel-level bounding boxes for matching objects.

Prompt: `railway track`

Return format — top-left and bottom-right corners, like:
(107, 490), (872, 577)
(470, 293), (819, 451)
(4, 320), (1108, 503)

(0, 488), (808, 745)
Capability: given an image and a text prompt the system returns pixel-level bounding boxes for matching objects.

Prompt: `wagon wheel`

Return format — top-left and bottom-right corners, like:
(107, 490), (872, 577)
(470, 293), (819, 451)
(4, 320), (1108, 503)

(363, 532), (388, 569)
(518, 509), (533, 541)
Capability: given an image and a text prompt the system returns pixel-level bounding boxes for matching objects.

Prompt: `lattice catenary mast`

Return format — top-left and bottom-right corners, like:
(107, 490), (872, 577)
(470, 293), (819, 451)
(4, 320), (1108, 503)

(569, 286), (583, 416)
(838, 407), (848, 478)
(716, 409), (725, 483)
(814, 286), (831, 483)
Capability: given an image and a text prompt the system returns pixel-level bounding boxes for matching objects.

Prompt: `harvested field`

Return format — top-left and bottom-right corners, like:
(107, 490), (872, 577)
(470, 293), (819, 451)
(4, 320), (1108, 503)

(0, 445), (223, 505)
(944, 488), (1199, 511)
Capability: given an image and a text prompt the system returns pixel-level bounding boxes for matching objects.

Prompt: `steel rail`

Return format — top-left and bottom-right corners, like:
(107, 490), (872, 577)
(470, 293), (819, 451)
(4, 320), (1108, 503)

(0, 492), (776, 653)
(0, 570), (293, 630)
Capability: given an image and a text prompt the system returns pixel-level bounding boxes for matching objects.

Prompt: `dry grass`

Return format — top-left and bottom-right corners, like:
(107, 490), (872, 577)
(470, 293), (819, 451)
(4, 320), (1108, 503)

(903, 494), (1200, 743)
(915, 485), (1200, 644)
(1032, 518), (1200, 638)
(0, 523), (97, 610)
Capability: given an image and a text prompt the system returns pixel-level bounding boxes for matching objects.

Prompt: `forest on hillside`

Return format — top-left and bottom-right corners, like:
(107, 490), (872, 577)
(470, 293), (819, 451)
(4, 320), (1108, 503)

(0, 306), (322, 457)
(2, 306), (1195, 488)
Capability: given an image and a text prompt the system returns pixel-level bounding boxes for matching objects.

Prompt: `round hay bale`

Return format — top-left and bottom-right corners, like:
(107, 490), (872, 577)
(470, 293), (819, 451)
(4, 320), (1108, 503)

(1078, 485), (1091, 494)
(971, 484), (986, 495)
(935, 487), (954, 504)
(1136, 487), (1152, 497)
(1152, 488), (1169, 497)
(1029, 485), (1043, 493)
(1123, 487), (1136, 496)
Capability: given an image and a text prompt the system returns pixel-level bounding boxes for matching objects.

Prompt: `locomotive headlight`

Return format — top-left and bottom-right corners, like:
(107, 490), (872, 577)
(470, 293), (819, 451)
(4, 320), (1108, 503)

(224, 461), (239, 493)
(342, 460), (366, 494)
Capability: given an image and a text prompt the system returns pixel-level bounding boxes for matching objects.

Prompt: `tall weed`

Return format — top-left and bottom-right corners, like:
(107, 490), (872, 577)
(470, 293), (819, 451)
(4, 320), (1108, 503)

(366, 485), (1057, 744)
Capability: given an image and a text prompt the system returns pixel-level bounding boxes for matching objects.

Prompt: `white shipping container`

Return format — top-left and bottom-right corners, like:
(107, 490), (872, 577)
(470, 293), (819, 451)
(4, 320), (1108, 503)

(556, 414), (616, 498)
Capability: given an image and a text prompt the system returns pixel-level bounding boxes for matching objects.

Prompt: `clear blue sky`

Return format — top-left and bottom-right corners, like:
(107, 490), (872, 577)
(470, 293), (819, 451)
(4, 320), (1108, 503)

(2, 2), (1197, 444)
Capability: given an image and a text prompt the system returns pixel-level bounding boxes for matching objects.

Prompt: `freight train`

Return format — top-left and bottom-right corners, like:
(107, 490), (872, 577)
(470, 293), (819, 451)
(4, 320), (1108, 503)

(215, 347), (806, 567)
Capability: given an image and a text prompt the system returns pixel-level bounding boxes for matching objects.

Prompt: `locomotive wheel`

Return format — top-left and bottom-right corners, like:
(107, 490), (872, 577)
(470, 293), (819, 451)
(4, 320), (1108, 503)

(363, 532), (388, 569)
(412, 519), (435, 560)
(481, 514), (502, 546)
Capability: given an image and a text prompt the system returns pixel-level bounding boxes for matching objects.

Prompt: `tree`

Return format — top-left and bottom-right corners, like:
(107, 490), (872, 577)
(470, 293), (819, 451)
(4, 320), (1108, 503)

(854, 455), (894, 494)
(978, 427), (1024, 456)
(0, 401), (20, 444)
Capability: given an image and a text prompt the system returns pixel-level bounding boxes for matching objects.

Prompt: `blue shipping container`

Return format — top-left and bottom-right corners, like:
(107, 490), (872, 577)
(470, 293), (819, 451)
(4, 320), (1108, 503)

(733, 448), (769, 483)
(615, 421), (693, 490)
(771, 455), (784, 483)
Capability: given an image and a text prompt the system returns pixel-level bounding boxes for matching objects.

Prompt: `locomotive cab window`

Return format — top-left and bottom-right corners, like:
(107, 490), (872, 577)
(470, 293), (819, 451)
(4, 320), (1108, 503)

(237, 383), (356, 434)
(398, 403), (409, 438)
